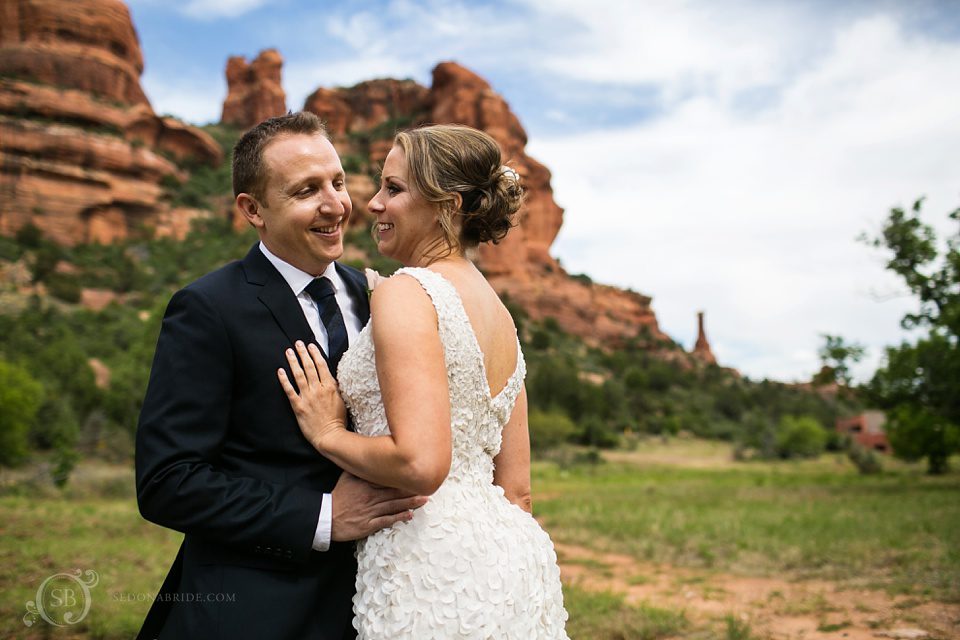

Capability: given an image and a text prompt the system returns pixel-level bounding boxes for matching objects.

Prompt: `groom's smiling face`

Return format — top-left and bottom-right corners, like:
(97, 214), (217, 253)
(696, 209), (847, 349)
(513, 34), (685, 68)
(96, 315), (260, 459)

(248, 133), (352, 276)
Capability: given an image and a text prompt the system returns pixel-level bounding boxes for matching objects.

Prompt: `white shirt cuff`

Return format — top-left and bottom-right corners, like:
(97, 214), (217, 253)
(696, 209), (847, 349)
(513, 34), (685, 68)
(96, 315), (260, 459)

(312, 492), (333, 551)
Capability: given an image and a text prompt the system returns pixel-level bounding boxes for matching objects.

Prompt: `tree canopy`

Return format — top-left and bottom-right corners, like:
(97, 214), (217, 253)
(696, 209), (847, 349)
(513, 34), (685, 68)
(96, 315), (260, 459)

(864, 198), (960, 474)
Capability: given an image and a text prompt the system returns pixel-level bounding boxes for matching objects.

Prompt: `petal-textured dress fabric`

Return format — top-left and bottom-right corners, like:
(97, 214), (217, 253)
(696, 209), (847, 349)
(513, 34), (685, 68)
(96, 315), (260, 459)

(337, 267), (570, 639)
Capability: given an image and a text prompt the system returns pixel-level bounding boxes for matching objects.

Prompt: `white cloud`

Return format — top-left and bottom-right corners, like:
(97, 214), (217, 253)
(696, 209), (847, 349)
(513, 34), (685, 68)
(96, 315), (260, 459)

(521, 0), (822, 105)
(529, 12), (960, 382)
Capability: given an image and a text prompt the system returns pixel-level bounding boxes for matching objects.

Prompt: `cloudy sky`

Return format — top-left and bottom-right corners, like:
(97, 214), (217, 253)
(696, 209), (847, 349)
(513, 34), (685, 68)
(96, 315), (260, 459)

(127, 0), (960, 383)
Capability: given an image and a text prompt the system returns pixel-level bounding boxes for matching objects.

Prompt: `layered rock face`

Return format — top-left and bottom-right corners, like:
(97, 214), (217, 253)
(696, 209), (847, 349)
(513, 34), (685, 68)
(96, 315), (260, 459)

(0, 0), (148, 106)
(304, 78), (429, 139)
(0, 0), (222, 245)
(302, 61), (667, 348)
(428, 62), (563, 278)
(221, 48), (286, 129)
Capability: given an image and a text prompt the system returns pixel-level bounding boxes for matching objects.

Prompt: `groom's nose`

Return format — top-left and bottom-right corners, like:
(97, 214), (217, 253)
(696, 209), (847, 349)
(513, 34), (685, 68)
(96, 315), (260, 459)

(319, 187), (347, 216)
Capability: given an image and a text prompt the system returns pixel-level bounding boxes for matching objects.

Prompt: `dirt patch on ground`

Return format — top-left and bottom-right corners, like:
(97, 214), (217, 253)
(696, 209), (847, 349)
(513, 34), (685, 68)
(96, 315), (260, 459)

(556, 542), (960, 639)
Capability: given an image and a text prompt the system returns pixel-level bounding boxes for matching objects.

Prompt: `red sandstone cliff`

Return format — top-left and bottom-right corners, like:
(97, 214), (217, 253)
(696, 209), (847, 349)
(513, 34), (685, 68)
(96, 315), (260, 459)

(0, 0), (222, 245)
(221, 48), (287, 129)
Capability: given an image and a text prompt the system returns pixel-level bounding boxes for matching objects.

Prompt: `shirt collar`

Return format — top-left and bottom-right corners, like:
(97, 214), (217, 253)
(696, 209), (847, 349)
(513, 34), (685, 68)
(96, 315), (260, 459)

(259, 242), (340, 296)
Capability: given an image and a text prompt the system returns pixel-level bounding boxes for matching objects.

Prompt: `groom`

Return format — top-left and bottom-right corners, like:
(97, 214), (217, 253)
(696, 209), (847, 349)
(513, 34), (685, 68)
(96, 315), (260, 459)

(135, 111), (422, 639)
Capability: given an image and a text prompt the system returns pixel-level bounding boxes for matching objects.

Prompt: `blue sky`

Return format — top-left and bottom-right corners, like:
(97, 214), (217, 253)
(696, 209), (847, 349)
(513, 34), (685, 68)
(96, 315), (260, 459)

(127, 0), (960, 383)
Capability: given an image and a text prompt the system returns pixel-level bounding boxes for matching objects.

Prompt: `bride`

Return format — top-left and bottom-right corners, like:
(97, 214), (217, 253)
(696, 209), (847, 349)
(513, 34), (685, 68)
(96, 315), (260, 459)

(278, 124), (569, 639)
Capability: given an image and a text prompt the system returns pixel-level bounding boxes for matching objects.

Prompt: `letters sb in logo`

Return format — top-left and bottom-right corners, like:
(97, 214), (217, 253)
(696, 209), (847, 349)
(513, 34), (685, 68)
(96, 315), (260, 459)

(24, 569), (99, 627)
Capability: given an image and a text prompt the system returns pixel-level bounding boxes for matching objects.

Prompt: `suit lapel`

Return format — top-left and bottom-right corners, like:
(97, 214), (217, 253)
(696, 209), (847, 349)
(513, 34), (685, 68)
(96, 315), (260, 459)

(241, 244), (316, 348)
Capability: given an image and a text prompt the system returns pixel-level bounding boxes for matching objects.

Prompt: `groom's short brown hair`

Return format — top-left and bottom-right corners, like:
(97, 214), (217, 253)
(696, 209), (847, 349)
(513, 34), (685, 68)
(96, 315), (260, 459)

(232, 111), (329, 200)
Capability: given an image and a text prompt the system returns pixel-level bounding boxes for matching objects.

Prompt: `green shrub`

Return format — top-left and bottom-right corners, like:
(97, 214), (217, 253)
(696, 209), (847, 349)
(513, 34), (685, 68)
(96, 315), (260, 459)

(30, 242), (62, 282)
(529, 327), (552, 350)
(46, 273), (83, 303)
(0, 235), (23, 261)
(577, 415), (620, 448)
(775, 415), (828, 459)
(0, 359), (43, 466)
(528, 409), (577, 452)
(14, 223), (44, 249)
(846, 442), (883, 474)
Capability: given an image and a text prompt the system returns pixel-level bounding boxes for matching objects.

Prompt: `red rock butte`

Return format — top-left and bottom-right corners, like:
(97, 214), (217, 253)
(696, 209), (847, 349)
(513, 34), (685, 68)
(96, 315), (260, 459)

(221, 48), (287, 129)
(0, 0), (223, 245)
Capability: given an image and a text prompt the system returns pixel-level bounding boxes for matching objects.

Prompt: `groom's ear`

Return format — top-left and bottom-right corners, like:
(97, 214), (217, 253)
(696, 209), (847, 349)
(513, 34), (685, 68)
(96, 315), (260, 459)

(236, 193), (265, 230)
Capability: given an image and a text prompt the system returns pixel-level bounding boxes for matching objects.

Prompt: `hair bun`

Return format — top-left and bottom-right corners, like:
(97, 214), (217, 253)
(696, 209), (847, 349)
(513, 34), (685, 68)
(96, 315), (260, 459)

(461, 164), (523, 246)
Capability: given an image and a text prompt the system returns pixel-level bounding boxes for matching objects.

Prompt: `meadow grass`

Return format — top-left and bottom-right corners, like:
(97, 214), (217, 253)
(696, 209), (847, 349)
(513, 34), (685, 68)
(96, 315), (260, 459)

(1, 444), (957, 638)
(563, 585), (689, 640)
(0, 478), (181, 639)
(0, 483), (690, 640)
(533, 449), (960, 600)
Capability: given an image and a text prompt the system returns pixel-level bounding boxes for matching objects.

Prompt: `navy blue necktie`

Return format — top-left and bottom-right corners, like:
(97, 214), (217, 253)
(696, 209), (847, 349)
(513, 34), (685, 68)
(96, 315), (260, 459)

(304, 277), (348, 376)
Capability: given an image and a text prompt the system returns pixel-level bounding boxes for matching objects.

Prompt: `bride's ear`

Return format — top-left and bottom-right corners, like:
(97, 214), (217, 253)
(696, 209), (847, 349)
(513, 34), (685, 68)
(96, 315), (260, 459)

(451, 192), (463, 212)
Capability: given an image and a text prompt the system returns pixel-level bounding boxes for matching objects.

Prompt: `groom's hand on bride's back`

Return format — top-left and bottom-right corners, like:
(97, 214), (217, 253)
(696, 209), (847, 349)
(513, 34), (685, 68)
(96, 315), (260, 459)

(330, 472), (428, 541)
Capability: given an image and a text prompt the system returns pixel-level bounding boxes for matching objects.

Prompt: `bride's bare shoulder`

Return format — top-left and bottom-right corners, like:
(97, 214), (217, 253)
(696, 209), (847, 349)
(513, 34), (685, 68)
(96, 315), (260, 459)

(369, 271), (437, 328)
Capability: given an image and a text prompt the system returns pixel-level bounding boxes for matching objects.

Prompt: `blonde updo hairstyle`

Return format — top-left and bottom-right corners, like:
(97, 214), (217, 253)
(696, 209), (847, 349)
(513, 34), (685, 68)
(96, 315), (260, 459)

(394, 124), (523, 261)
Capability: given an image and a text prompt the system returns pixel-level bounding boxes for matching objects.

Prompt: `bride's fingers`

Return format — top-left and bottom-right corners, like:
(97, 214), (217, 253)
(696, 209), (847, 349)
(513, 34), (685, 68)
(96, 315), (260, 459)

(295, 340), (320, 385)
(309, 344), (336, 388)
(285, 347), (309, 391)
(277, 368), (299, 403)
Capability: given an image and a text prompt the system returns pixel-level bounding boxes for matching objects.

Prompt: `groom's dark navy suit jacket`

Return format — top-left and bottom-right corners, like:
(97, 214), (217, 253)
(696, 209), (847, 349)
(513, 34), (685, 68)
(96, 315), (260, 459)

(135, 244), (369, 640)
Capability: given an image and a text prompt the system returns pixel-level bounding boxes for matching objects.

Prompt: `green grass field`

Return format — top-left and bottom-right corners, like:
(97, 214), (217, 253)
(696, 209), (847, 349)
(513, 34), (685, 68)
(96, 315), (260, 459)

(1, 442), (957, 639)
(534, 452), (960, 601)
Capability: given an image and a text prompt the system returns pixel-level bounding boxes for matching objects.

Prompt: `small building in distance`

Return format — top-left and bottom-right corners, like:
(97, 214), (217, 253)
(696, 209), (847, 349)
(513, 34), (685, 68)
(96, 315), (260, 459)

(836, 411), (891, 453)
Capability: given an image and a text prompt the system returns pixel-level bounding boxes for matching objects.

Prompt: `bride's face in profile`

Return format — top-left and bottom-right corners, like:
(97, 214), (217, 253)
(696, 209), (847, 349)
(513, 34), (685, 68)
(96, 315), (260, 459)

(368, 146), (444, 267)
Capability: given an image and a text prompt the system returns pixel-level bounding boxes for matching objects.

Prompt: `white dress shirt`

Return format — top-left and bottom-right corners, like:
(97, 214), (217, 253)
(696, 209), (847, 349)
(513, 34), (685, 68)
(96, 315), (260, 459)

(259, 242), (364, 552)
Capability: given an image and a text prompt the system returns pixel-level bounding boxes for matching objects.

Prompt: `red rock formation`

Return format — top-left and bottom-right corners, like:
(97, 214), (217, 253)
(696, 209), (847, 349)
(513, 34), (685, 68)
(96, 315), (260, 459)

(303, 87), (354, 137)
(304, 79), (429, 137)
(0, 0), (223, 246)
(429, 62), (527, 156)
(692, 311), (717, 365)
(490, 272), (669, 348)
(220, 49), (287, 129)
(428, 62), (563, 276)
(0, 0), (148, 106)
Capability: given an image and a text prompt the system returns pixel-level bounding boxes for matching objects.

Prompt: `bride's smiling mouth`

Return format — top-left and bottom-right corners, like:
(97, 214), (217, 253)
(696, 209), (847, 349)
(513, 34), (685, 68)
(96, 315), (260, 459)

(377, 222), (394, 233)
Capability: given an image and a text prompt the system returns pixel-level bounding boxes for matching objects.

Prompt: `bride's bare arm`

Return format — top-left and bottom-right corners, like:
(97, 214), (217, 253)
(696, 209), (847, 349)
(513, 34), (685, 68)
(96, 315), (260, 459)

(279, 275), (452, 496)
(492, 385), (533, 513)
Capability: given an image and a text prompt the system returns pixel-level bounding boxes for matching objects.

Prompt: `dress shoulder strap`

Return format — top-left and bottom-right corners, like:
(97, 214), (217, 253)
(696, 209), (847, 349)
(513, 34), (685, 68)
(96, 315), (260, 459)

(393, 267), (459, 323)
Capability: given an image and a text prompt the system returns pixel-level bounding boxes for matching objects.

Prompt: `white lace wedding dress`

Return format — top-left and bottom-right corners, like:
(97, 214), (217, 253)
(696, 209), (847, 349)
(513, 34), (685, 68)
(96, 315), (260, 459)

(337, 267), (569, 639)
